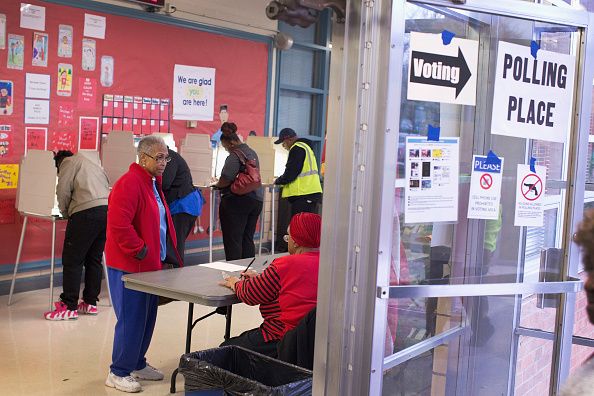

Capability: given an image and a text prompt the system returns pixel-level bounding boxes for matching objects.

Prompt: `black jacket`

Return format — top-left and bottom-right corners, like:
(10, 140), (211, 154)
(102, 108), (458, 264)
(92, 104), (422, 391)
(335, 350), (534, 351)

(274, 138), (315, 186)
(161, 148), (195, 206)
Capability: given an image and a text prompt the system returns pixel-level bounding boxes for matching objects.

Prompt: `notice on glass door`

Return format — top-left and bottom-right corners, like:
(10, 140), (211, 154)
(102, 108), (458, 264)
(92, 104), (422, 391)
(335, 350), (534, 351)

(467, 155), (504, 220)
(405, 137), (459, 223)
(514, 164), (547, 227)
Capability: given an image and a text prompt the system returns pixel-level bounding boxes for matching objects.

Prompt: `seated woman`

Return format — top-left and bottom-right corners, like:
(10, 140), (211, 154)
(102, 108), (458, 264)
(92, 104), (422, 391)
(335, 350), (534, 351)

(219, 212), (322, 357)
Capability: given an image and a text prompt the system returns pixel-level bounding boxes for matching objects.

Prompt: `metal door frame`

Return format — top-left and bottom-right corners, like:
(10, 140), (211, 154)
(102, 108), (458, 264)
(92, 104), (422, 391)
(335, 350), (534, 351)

(314, 0), (594, 395)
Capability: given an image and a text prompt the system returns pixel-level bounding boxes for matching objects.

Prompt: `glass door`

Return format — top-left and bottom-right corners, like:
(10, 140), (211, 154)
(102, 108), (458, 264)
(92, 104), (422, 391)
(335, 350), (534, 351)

(378, 1), (591, 395)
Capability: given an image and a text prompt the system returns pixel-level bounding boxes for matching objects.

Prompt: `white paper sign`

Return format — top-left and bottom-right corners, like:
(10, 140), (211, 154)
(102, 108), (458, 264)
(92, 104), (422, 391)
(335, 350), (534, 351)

(25, 73), (50, 99)
(173, 64), (216, 121)
(20, 3), (45, 31)
(0, 14), (6, 50)
(84, 14), (106, 39)
(405, 137), (460, 223)
(468, 155), (504, 220)
(514, 164), (547, 227)
(491, 41), (575, 143)
(407, 31), (478, 106)
(24, 99), (50, 124)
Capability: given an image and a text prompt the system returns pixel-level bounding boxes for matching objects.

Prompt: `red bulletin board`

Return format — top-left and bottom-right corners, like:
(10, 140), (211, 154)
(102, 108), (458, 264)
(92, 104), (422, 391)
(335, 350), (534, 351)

(0, 0), (270, 265)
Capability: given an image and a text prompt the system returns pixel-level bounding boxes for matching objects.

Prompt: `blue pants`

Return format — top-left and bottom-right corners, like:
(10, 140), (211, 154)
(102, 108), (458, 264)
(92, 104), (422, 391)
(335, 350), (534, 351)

(108, 268), (158, 377)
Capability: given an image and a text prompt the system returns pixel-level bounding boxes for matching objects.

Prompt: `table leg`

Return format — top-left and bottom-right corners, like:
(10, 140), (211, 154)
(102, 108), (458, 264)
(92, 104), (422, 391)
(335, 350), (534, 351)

(224, 305), (233, 340)
(170, 368), (179, 393)
(258, 192), (265, 256)
(271, 187), (275, 254)
(49, 217), (56, 311)
(8, 216), (28, 306)
(186, 303), (194, 354)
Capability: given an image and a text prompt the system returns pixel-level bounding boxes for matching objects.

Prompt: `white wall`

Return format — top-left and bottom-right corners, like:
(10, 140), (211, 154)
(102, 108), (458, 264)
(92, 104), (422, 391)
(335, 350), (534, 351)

(91, 0), (279, 36)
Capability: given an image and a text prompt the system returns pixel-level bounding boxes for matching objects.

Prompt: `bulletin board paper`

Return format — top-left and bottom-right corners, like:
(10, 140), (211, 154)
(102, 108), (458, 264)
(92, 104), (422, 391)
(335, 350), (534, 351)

(405, 137), (460, 224)
(84, 13), (106, 39)
(0, 164), (19, 189)
(24, 99), (50, 124)
(20, 3), (45, 31)
(173, 65), (216, 121)
(25, 127), (47, 153)
(79, 116), (99, 151)
(25, 73), (51, 99)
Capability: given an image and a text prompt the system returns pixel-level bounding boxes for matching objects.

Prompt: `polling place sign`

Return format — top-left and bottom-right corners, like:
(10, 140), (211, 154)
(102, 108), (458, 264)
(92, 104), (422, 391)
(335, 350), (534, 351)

(172, 64), (215, 121)
(491, 41), (575, 143)
(407, 32), (478, 106)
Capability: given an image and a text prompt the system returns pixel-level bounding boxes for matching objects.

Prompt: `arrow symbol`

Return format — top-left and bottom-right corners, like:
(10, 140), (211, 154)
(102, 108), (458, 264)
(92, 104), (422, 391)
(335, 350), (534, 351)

(410, 47), (472, 98)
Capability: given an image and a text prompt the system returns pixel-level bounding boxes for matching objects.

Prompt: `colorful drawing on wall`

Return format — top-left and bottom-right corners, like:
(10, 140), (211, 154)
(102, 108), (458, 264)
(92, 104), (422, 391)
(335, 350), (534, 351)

(7, 34), (24, 70)
(100, 56), (114, 87)
(79, 117), (99, 151)
(57, 64), (73, 97)
(58, 102), (75, 128)
(57, 25), (73, 58)
(0, 164), (19, 190)
(82, 38), (96, 71)
(0, 14), (6, 50)
(0, 81), (13, 116)
(25, 127), (47, 153)
(0, 125), (11, 157)
(32, 32), (48, 67)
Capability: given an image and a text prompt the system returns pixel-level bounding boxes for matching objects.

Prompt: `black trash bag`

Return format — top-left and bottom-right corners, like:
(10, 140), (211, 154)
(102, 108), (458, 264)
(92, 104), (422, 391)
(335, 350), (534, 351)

(179, 345), (312, 396)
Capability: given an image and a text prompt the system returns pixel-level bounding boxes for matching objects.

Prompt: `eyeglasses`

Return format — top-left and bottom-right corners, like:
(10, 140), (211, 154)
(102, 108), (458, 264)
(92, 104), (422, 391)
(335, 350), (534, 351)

(143, 152), (171, 164)
(283, 234), (290, 243)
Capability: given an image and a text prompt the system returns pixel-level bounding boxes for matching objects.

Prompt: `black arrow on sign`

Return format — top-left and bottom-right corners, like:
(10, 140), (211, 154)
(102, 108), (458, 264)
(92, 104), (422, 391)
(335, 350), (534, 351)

(409, 47), (472, 98)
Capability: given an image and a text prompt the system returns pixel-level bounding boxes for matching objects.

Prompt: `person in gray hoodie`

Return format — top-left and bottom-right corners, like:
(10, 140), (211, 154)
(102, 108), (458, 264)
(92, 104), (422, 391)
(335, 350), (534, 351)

(44, 151), (110, 321)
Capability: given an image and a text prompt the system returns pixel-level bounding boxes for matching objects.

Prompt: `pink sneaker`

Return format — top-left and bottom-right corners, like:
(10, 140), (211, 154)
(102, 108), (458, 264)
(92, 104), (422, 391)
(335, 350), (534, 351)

(44, 301), (78, 321)
(77, 301), (98, 315)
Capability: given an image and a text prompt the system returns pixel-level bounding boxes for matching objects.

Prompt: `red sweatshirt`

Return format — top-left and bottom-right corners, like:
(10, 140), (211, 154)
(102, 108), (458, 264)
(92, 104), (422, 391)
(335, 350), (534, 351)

(105, 163), (181, 273)
(234, 251), (319, 342)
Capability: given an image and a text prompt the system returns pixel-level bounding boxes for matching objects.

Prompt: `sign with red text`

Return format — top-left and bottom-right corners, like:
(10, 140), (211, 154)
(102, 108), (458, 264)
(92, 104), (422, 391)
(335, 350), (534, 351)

(491, 41), (575, 143)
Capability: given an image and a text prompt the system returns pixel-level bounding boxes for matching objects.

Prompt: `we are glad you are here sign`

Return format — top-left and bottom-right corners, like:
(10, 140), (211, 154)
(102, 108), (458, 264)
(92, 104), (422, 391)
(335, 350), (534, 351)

(491, 41), (576, 143)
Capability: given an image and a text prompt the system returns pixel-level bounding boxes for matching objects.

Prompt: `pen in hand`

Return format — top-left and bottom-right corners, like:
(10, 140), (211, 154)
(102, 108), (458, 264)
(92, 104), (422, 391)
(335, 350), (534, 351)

(241, 257), (256, 278)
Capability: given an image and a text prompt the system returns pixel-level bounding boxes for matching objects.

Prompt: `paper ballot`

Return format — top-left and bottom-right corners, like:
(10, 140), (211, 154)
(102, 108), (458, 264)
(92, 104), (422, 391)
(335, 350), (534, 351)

(199, 261), (247, 272)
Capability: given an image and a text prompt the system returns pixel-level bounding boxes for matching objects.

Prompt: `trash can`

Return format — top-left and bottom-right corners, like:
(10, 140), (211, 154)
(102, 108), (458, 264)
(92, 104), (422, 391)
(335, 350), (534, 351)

(179, 345), (313, 395)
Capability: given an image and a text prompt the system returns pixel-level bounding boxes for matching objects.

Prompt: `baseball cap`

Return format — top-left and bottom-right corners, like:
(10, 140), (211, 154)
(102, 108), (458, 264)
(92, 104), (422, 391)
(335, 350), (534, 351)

(274, 128), (297, 144)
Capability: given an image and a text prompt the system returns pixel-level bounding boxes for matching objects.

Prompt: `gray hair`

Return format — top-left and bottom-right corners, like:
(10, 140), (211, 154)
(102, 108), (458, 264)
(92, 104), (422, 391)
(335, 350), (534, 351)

(137, 135), (166, 156)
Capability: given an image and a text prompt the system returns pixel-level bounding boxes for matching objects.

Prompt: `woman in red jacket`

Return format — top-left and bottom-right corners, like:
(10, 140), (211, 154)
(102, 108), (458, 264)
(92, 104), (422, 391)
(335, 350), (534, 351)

(220, 212), (321, 357)
(104, 136), (181, 393)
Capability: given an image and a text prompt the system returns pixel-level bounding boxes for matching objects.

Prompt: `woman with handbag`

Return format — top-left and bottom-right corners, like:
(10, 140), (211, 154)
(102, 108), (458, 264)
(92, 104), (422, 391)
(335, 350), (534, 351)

(211, 122), (263, 260)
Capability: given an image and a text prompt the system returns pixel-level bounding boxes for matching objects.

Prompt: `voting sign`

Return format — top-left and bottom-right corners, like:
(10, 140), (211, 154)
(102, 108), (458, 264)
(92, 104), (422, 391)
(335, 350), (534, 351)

(468, 155), (504, 220)
(491, 41), (575, 143)
(172, 65), (215, 121)
(514, 164), (547, 227)
(407, 32), (478, 106)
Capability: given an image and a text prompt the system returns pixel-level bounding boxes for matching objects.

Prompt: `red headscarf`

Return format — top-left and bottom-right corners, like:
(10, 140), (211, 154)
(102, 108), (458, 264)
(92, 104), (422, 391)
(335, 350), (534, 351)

(289, 212), (322, 248)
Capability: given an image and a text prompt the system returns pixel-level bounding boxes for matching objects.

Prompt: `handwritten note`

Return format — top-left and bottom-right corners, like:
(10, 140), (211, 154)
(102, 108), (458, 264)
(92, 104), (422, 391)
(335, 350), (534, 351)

(0, 164), (18, 189)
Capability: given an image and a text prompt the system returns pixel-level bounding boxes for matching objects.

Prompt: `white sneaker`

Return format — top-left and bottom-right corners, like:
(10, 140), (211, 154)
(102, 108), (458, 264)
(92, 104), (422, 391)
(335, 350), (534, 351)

(105, 372), (142, 393)
(131, 363), (164, 381)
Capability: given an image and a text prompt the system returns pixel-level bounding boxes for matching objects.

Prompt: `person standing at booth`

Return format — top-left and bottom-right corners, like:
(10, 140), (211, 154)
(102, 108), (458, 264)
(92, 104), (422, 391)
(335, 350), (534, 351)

(211, 122), (263, 261)
(104, 136), (182, 393)
(274, 127), (323, 218)
(161, 147), (204, 266)
(44, 151), (110, 321)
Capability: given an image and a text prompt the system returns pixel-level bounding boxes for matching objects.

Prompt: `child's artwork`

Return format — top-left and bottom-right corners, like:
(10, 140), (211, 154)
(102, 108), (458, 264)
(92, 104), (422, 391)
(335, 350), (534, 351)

(82, 38), (96, 71)
(0, 81), (13, 116)
(32, 32), (48, 67)
(7, 34), (24, 70)
(101, 55), (114, 87)
(57, 64), (73, 97)
(57, 25), (73, 58)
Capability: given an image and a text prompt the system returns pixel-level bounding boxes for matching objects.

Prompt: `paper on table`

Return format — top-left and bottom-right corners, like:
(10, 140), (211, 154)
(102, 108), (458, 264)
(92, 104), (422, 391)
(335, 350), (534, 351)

(200, 261), (247, 272)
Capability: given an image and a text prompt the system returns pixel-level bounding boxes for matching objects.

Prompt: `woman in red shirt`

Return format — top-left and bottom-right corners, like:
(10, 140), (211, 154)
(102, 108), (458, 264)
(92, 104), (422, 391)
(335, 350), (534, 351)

(220, 212), (321, 357)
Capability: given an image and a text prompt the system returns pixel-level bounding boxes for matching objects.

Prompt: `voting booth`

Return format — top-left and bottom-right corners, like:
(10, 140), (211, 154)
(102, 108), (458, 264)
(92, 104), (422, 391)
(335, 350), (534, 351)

(180, 133), (213, 188)
(101, 131), (137, 186)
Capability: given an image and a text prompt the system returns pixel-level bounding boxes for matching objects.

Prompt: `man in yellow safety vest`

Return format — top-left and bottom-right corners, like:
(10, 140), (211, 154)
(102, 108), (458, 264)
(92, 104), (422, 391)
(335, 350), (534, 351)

(274, 128), (323, 218)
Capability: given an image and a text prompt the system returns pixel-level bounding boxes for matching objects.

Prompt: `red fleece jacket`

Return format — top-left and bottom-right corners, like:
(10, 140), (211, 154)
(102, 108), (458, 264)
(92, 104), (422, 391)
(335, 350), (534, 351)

(105, 163), (181, 273)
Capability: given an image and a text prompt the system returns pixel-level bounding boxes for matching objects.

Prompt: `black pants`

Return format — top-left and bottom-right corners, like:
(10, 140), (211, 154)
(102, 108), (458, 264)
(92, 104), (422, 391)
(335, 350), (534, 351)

(60, 206), (107, 311)
(165, 212), (197, 266)
(219, 194), (263, 261)
(290, 196), (319, 218)
(220, 327), (278, 358)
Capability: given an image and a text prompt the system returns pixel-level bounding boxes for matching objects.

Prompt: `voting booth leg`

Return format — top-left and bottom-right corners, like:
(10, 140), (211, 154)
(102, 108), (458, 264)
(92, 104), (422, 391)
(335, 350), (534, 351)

(209, 189), (214, 263)
(224, 305), (233, 340)
(258, 195), (266, 256)
(271, 187), (276, 255)
(7, 216), (28, 306)
(102, 253), (112, 307)
(48, 217), (56, 312)
(186, 303), (194, 354)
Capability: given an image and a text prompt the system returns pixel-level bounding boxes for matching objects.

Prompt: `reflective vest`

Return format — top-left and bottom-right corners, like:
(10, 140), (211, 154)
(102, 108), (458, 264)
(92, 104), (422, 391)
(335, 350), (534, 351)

(282, 142), (323, 198)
